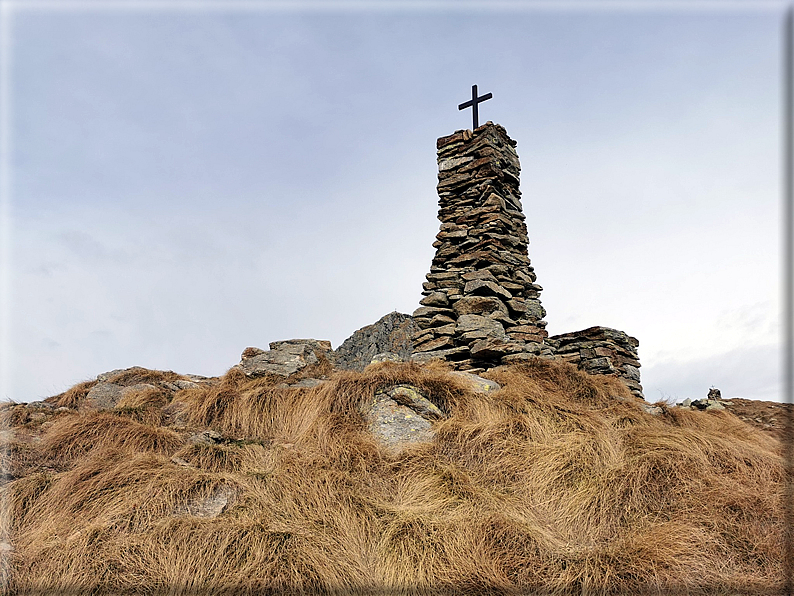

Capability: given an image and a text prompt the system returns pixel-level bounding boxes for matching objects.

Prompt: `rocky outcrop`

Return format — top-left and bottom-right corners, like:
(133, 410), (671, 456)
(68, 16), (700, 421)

(84, 382), (165, 410)
(359, 373), (500, 452)
(71, 366), (205, 411)
(333, 312), (417, 371)
(360, 384), (443, 452)
(238, 339), (332, 378)
(546, 327), (643, 399)
(411, 123), (552, 373)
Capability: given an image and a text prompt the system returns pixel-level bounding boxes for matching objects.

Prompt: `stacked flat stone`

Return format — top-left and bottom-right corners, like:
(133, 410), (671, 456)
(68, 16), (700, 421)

(546, 327), (644, 399)
(411, 122), (551, 372)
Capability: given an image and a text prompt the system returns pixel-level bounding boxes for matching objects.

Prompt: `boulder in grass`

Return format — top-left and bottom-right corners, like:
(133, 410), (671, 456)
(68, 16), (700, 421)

(239, 339), (332, 378)
(176, 485), (237, 519)
(448, 371), (501, 394)
(360, 384), (446, 452)
(82, 382), (157, 411)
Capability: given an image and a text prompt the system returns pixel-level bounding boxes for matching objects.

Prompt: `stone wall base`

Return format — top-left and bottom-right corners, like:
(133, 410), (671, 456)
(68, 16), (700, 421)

(545, 327), (643, 400)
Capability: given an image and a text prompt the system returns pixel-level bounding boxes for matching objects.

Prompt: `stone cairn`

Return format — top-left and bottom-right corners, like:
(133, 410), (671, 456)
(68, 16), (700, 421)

(234, 122), (645, 400)
(411, 122), (553, 373)
(410, 121), (645, 399)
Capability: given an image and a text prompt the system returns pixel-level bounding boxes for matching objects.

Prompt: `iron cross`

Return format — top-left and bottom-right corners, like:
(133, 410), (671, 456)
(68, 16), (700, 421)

(458, 85), (492, 129)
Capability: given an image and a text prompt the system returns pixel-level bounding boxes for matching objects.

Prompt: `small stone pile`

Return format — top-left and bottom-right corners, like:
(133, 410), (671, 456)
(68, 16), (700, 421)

(548, 327), (643, 399)
(675, 388), (727, 411)
(412, 122), (552, 372)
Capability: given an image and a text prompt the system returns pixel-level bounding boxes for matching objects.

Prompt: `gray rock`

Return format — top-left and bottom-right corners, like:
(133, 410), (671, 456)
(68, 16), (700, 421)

(427, 270), (462, 281)
(523, 300), (547, 320)
(410, 346), (470, 363)
(469, 338), (523, 359)
(433, 323), (456, 336)
(419, 292), (450, 307)
(412, 329), (434, 345)
(82, 382), (157, 410)
(269, 339), (332, 354)
(427, 314), (456, 327)
(463, 279), (512, 301)
(188, 430), (224, 445)
(413, 336), (455, 353)
(438, 155), (474, 171)
(641, 404), (664, 416)
(448, 371), (500, 393)
(506, 298), (527, 314)
(461, 270), (499, 284)
(361, 385), (441, 452)
(453, 295), (508, 317)
(240, 351), (309, 378)
(377, 385), (445, 419)
(289, 378), (325, 388)
(502, 350), (542, 364)
(487, 310), (517, 326)
(547, 326), (643, 399)
(582, 357), (614, 373)
(334, 312), (417, 372)
(240, 340), (330, 378)
(26, 401), (55, 410)
(178, 486), (236, 518)
(173, 379), (200, 390)
(370, 352), (403, 365)
(622, 364), (641, 382)
(96, 369), (126, 382)
(456, 314), (505, 341)
(185, 374), (210, 382)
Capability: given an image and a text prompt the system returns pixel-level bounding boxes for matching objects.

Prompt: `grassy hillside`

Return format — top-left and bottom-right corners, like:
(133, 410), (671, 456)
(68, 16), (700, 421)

(0, 358), (785, 595)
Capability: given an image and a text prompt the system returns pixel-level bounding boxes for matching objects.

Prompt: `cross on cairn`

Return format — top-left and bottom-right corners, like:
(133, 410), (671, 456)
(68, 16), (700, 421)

(458, 84), (492, 130)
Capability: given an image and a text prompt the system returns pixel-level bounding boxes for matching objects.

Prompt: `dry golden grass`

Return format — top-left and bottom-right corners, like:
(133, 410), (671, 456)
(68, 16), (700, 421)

(101, 367), (186, 387)
(0, 358), (785, 595)
(44, 380), (97, 409)
(38, 412), (184, 464)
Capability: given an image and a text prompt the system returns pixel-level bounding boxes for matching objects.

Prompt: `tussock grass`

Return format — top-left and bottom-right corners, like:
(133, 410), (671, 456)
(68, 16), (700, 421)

(44, 380), (97, 409)
(39, 412), (184, 464)
(102, 367), (186, 387)
(116, 385), (169, 409)
(1, 359), (785, 595)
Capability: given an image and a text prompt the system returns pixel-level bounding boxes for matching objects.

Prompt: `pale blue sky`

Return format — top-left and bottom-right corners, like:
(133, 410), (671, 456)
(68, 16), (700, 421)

(1, 2), (785, 403)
